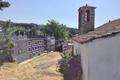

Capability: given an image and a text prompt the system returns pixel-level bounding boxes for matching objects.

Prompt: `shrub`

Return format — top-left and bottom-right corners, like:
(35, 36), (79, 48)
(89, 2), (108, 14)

(59, 52), (82, 80)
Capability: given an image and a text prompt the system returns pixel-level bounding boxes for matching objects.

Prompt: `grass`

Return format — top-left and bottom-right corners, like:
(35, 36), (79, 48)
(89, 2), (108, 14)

(0, 52), (63, 80)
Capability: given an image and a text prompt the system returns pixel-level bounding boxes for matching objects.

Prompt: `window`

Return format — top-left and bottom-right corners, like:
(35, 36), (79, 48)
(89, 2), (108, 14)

(38, 41), (39, 44)
(32, 41), (34, 44)
(28, 48), (31, 51)
(39, 41), (42, 44)
(18, 50), (20, 55)
(35, 41), (37, 44)
(35, 47), (37, 49)
(39, 46), (41, 48)
(76, 49), (78, 54)
(18, 50), (21, 55)
(28, 42), (31, 45)
(32, 47), (34, 50)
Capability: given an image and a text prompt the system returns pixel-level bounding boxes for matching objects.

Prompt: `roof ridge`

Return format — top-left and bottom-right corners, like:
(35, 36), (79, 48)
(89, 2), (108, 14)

(73, 18), (120, 44)
(96, 18), (120, 30)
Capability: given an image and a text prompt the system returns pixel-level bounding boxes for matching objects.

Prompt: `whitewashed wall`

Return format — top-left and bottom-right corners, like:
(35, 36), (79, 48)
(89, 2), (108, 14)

(73, 41), (88, 80)
(73, 33), (120, 80)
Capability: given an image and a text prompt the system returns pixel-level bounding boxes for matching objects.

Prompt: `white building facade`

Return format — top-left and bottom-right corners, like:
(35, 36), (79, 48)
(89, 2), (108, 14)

(73, 19), (120, 80)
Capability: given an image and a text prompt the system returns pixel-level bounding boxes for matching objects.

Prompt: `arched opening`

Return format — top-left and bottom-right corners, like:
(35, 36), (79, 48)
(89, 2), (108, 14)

(85, 10), (90, 22)
(86, 10), (90, 21)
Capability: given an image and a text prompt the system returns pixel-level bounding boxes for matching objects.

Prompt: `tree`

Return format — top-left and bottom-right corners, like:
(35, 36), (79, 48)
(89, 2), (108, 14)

(41, 20), (70, 40)
(0, 0), (10, 10)
(0, 21), (17, 55)
(59, 52), (82, 80)
(68, 28), (79, 37)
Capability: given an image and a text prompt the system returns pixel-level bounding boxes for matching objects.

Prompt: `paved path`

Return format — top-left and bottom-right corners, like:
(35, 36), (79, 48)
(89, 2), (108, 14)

(34, 61), (58, 69)
(19, 53), (47, 65)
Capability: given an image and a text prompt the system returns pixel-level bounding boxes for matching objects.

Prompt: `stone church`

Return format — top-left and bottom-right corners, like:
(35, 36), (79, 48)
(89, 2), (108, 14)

(73, 4), (120, 80)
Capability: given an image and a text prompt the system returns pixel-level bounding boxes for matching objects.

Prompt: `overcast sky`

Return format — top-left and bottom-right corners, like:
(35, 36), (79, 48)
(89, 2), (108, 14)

(0, 0), (120, 28)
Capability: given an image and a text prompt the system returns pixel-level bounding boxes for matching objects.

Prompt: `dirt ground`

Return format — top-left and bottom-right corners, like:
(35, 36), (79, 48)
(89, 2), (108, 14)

(0, 52), (63, 80)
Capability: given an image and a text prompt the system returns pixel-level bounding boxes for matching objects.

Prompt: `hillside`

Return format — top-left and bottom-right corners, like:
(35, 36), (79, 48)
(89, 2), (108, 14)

(0, 20), (79, 36)
(0, 52), (63, 80)
(0, 20), (43, 29)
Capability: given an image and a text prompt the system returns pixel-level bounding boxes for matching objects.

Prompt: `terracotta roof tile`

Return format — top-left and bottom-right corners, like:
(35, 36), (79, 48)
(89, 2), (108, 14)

(73, 18), (120, 43)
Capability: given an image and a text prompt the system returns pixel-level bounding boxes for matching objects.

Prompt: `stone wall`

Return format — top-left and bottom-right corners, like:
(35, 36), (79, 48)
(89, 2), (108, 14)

(0, 53), (12, 62)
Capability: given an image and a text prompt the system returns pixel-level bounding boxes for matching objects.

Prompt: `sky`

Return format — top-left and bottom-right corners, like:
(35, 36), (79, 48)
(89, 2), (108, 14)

(0, 0), (120, 28)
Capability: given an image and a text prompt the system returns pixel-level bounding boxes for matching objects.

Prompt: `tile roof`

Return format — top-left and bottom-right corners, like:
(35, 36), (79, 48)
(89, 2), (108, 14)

(73, 18), (120, 44)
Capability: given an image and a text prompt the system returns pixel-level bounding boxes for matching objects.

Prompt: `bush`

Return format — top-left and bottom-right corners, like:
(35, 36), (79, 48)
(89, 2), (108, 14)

(59, 53), (82, 80)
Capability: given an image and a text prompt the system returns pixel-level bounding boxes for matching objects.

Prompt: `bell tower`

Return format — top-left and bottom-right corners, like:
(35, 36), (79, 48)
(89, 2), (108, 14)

(78, 4), (96, 34)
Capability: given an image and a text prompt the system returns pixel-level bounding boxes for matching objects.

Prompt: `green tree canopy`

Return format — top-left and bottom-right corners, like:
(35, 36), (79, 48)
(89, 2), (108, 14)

(0, 21), (18, 54)
(0, 0), (10, 10)
(41, 20), (70, 40)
